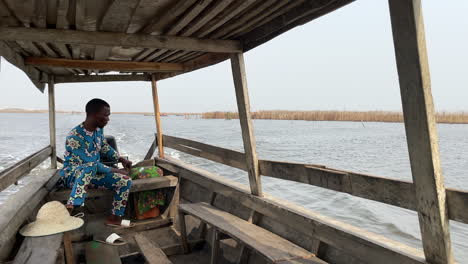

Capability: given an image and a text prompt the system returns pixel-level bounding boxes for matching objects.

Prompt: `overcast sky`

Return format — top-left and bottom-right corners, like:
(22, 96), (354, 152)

(1, 0), (467, 113)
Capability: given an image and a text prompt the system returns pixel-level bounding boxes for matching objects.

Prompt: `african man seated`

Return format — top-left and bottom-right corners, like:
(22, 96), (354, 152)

(58, 98), (133, 227)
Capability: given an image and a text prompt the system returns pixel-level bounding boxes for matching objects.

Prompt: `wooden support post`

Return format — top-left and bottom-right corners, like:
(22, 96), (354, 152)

(63, 232), (74, 264)
(151, 75), (164, 158)
(210, 228), (220, 264)
(388, 1), (453, 263)
(178, 211), (189, 254)
(230, 53), (262, 196)
(48, 75), (57, 169)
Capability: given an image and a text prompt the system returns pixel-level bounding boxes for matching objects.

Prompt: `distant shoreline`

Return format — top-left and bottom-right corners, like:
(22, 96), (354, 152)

(2, 109), (468, 124)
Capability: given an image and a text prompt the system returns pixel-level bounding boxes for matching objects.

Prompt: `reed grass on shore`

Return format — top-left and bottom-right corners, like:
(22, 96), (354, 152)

(202, 110), (468, 124)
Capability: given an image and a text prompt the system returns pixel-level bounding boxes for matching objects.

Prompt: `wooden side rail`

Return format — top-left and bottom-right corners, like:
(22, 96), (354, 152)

(158, 157), (425, 264)
(162, 134), (246, 171)
(178, 202), (327, 264)
(158, 134), (468, 225)
(0, 146), (52, 192)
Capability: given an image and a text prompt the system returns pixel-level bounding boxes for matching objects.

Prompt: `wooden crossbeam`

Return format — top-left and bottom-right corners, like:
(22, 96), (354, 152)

(54, 74), (150, 83)
(0, 27), (242, 53)
(25, 57), (184, 72)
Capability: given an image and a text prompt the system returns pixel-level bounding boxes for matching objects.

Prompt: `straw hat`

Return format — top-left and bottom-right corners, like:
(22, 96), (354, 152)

(19, 201), (84, 237)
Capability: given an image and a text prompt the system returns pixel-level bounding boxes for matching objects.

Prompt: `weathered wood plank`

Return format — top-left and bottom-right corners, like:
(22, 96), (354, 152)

(0, 0), (21, 27)
(56, 0), (69, 29)
(0, 169), (59, 261)
(180, 202), (326, 264)
(134, 234), (172, 264)
(141, 0), (198, 35)
(162, 134), (246, 170)
(228, 0), (298, 39)
(157, 157), (426, 264)
(196, 0), (258, 38)
(158, 134), (468, 225)
(230, 53), (262, 196)
(144, 137), (157, 160)
(210, 0), (277, 39)
(63, 232), (74, 264)
(151, 75), (164, 158)
(180, 0), (235, 37)
(97, 0), (140, 61)
(0, 27), (242, 53)
(12, 233), (64, 264)
(0, 40), (46, 90)
(388, 1), (453, 263)
(241, 0), (354, 51)
(55, 74), (150, 83)
(210, 228), (220, 264)
(259, 160), (416, 211)
(0, 146), (52, 192)
(25, 57), (184, 72)
(48, 76), (57, 169)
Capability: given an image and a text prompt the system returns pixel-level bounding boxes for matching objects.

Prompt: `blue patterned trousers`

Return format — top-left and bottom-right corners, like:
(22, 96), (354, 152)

(61, 163), (132, 216)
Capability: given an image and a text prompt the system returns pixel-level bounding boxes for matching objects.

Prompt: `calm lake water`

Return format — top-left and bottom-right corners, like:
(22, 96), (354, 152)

(1, 113), (468, 262)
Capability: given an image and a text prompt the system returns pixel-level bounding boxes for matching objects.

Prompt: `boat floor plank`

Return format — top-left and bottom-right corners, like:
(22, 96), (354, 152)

(85, 241), (122, 264)
(13, 233), (63, 264)
(134, 233), (172, 264)
(179, 202), (327, 264)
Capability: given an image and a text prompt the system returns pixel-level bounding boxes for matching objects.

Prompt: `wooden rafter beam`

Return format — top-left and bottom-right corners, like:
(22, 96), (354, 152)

(54, 74), (151, 83)
(25, 57), (184, 72)
(0, 27), (242, 53)
(156, 53), (230, 81)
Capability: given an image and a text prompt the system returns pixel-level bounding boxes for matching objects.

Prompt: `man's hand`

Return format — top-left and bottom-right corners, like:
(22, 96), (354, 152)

(111, 168), (129, 175)
(119, 157), (133, 170)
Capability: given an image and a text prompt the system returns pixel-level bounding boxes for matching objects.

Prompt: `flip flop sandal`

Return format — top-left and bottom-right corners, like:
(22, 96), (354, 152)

(105, 219), (135, 228)
(94, 233), (127, 246)
(73, 212), (85, 218)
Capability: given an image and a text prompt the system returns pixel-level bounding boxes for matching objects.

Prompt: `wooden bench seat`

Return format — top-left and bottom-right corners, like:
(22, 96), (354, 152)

(178, 202), (327, 264)
(48, 175), (178, 201)
(134, 234), (173, 264)
(13, 234), (64, 264)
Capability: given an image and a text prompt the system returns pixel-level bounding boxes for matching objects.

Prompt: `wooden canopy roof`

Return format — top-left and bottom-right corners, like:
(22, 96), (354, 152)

(0, 0), (354, 91)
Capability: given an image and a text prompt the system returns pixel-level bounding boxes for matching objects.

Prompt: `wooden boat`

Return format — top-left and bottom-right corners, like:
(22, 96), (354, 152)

(0, 1), (463, 264)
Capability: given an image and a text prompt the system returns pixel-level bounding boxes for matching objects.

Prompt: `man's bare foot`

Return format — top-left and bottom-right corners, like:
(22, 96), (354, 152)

(66, 205), (74, 214)
(106, 214), (122, 226)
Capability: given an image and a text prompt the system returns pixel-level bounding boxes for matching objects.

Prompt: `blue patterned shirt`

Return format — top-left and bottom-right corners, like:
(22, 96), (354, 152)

(60, 123), (119, 177)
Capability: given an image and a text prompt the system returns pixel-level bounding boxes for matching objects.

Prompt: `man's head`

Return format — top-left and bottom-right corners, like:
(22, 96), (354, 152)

(85, 99), (110, 128)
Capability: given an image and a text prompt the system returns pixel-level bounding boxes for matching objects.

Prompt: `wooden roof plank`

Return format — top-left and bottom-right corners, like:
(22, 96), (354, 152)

(56, 0), (69, 29)
(0, 27), (242, 53)
(146, 0), (238, 63)
(0, 0), (22, 27)
(228, 0), (302, 39)
(138, 0), (214, 62)
(25, 57), (184, 72)
(4, 0), (35, 27)
(0, 41), (46, 90)
(180, 0), (235, 37)
(142, 49), (170, 62)
(32, 0), (47, 28)
(126, 0), (172, 34)
(242, 0), (354, 51)
(98, 0), (140, 61)
(166, 0), (214, 35)
(141, 0), (198, 35)
(55, 74), (150, 83)
(195, 0), (258, 38)
(210, 0), (277, 39)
